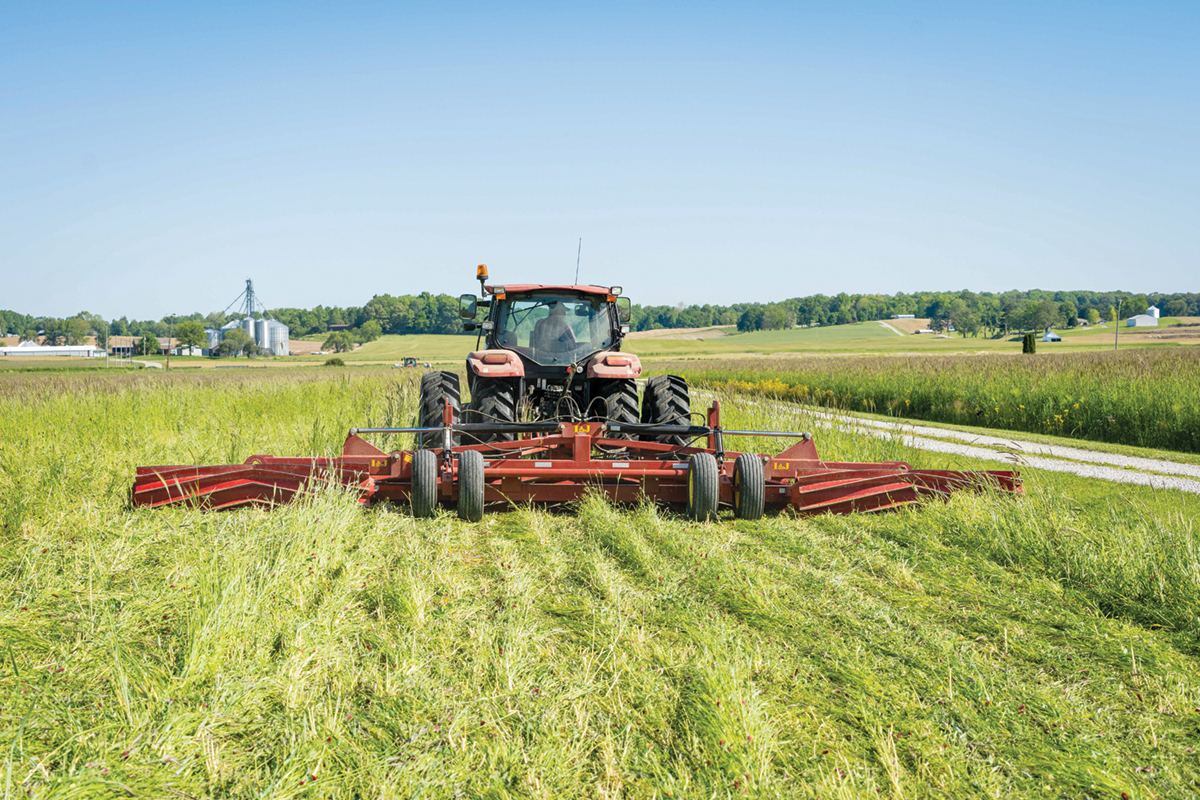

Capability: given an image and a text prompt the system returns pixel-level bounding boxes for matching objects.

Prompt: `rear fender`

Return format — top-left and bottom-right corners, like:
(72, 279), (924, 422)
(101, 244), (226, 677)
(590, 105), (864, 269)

(466, 350), (525, 378)
(586, 351), (642, 380)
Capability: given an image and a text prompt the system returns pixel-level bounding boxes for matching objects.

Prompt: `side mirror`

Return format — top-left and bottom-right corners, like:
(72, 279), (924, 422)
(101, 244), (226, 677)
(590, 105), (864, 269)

(458, 294), (478, 319)
(463, 321), (477, 332)
(615, 297), (632, 324)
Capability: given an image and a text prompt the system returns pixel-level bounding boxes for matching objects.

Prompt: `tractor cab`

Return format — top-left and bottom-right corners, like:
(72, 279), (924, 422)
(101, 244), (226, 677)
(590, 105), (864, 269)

(473, 288), (628, 368)
(414, 264), (687, 445)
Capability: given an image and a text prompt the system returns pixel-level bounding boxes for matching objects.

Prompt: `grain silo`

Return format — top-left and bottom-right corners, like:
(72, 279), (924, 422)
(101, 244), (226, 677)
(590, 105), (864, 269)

(265, 319), (289, 356)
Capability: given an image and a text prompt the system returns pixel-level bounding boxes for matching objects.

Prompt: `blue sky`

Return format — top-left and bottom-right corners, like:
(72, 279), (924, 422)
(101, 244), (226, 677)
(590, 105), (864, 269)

(2, 1), (1197, 319)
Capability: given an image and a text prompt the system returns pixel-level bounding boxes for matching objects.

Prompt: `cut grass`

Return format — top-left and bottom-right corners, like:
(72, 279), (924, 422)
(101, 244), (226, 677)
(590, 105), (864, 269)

(1, 369), (1198, 797)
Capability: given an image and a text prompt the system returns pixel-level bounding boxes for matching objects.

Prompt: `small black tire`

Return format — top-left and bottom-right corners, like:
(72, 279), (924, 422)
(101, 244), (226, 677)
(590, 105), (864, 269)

(592, 378), (639, 438)
(640, 375), (691, 445)
(733, 453), (765, 520)
(457, 450), (485, 522)
(687, 452), (719, 521)
(465, 376), (518, 443)
(417, 371), (461, 448)
(410, 450), (438, 518)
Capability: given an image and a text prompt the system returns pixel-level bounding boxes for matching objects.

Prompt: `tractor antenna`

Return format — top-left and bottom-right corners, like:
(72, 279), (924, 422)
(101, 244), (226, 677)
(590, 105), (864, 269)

(574, 238), (582, 284)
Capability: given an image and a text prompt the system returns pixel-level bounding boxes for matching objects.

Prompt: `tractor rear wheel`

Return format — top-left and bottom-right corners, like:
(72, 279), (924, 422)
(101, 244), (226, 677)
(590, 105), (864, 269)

(686, 452), (719, 521)
(417, 371), (461, 448)
(457, 450), (485, 522)
(465, 377), (518, 443)
(592, 379), (639, 438)
(639, 375), (691, 444)
(733, 453), (765, 520)
(410, 450), (438, 518)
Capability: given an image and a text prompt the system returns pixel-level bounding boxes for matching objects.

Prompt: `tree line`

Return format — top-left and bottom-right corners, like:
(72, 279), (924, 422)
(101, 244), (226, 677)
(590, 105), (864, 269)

(638, 290), (1200, 336)
(4, 289), (1198, 349)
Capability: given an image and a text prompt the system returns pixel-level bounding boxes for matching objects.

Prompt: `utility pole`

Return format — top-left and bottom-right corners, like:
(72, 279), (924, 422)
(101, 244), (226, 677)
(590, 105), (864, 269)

(167, 314), (175, 369)
(1114, 298), (1123, 351)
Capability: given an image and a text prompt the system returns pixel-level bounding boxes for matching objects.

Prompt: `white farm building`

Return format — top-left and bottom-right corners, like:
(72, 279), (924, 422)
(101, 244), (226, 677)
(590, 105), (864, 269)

(0, 340), (101, 358)
(1127, 306), (1160, 327)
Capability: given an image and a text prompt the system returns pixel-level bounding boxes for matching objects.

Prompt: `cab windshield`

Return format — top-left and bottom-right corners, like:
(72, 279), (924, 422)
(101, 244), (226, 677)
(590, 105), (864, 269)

(495, 295), (614, 365)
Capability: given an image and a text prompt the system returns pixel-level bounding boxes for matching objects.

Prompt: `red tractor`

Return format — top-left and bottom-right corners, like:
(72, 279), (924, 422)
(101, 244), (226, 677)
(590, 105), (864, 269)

(416, 265), (691, 445)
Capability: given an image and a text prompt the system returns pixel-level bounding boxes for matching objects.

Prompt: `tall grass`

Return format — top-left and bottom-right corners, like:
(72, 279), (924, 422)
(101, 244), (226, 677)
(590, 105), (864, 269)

(672, 349), (1200, 453)
(1, 369), (1198, 797)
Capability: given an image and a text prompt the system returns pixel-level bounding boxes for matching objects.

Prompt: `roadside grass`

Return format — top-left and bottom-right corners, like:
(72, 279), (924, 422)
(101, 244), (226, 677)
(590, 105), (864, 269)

(722, 400), (1200, 469)
(668, 349), (1200, 454)
(1, 369), (1198, 797)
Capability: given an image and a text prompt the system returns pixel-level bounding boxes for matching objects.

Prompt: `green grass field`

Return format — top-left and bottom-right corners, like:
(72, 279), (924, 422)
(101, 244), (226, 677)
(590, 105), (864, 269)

(8, 318), (1193, 375)
(289, 319), (1199, 365)
(2, 369), (1199, 797)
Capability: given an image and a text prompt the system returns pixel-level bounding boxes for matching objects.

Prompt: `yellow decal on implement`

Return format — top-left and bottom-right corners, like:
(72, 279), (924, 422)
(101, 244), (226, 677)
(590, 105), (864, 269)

(775, 462), (789, 470)
(574, 423), (592, 434)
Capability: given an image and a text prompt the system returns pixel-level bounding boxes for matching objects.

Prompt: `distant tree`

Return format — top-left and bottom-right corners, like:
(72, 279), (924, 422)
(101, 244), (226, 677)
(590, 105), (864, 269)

(219, 328), (253, 357)
(1166, 299), (1188, 317)
(135, 334), (159, 356)
(1107, 305), (1117, 324)
(761, 303), (795, 331)
(927, 299), (953, 332)
(1086, 308), (1100, 326)
(1022, 332), (1037, 354)
(737, 307), (764, 332)
(955, 306), (981, 337)
(323, 331), (354, 353)
(20, 327), (38, 343)
(175, 321), (207, 351)
(357, 320), (383, 343)
(1059, 301), (1078, 328)
(1029, 300), (1059, 332)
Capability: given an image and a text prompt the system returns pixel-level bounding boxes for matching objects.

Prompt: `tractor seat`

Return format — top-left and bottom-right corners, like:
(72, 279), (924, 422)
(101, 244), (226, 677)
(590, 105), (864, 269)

(531, 316), (577, 354)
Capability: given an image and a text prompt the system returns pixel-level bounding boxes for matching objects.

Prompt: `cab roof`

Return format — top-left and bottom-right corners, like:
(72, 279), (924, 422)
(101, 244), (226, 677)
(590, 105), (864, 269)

(485, 284), (615, 297)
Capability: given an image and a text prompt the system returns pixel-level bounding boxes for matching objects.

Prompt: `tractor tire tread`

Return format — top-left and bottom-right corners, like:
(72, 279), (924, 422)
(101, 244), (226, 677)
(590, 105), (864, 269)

(457, 450), (485, 522)
(733, 453), (765, 520)
(417, 371), (461, 447)
(410, 450), (438, 518)
(466, 377), (518, 443)
(593, 379), (639, 438)
(640, 374), (691, 444)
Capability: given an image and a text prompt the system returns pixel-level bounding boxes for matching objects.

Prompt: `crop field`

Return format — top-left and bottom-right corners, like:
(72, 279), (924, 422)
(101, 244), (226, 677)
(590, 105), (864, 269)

(2, 369), (1200, 798)
(673, 349), (1200, 455)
